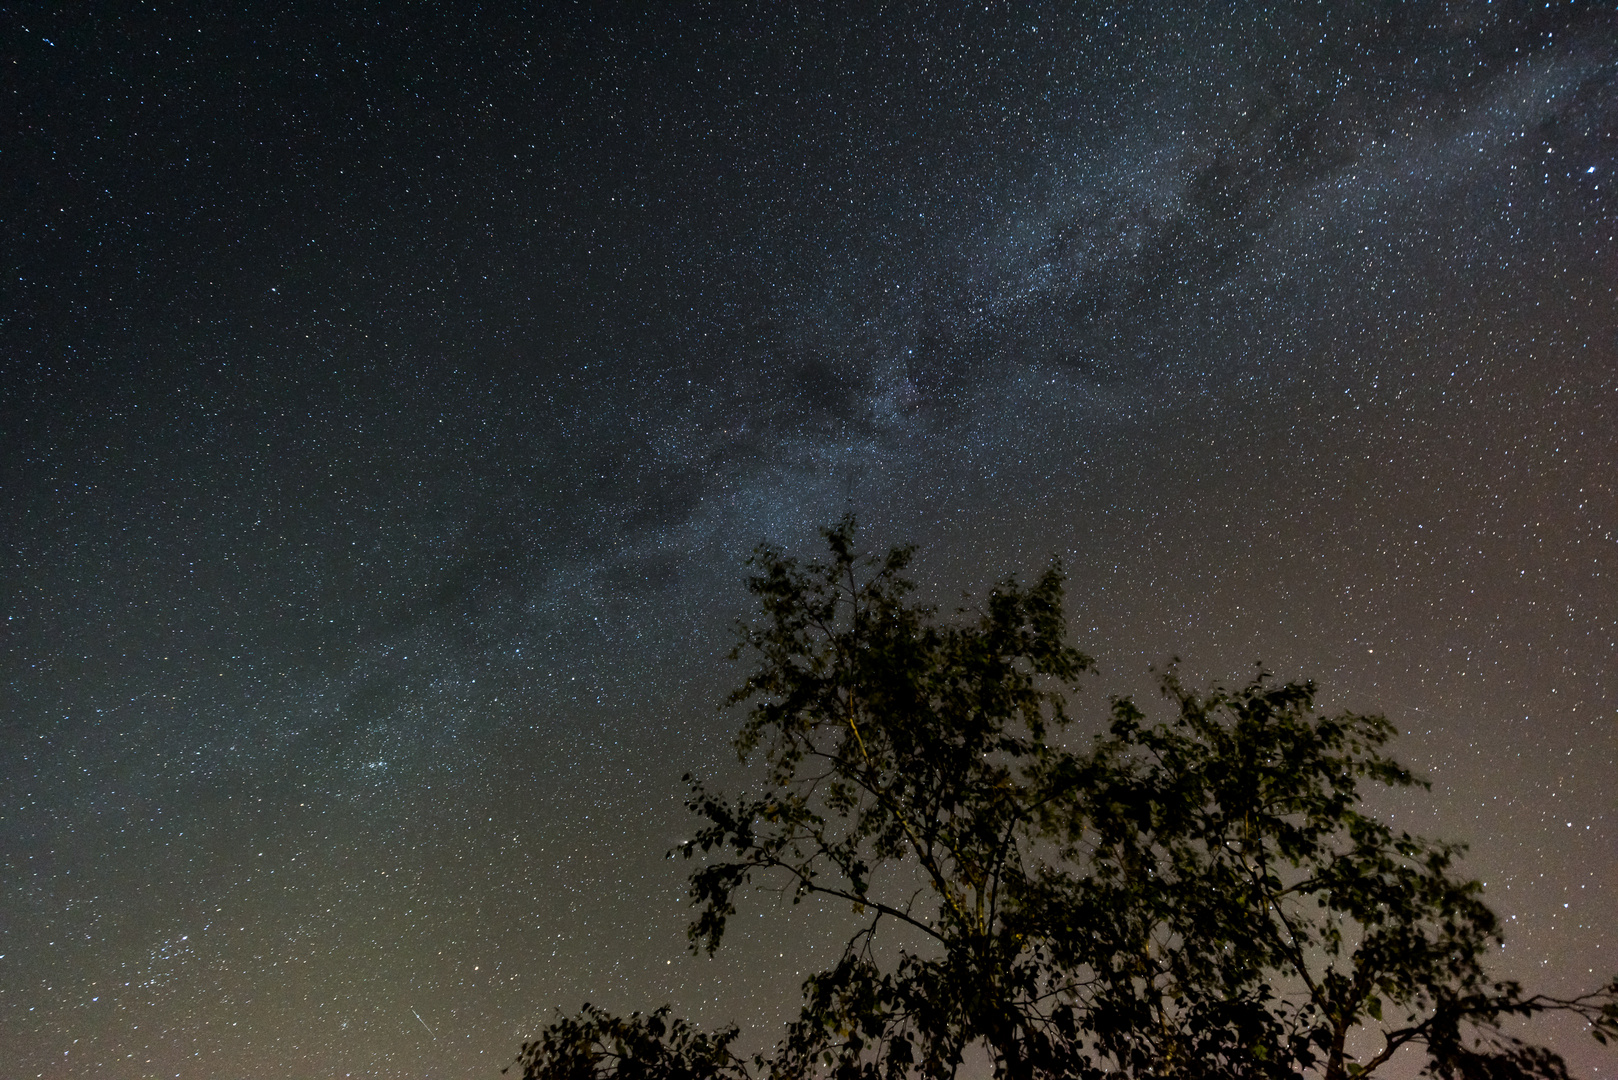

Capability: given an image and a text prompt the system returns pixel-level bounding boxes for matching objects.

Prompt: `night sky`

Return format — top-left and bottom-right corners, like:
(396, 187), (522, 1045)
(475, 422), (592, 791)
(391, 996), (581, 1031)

(4, 3), (1616, 1077)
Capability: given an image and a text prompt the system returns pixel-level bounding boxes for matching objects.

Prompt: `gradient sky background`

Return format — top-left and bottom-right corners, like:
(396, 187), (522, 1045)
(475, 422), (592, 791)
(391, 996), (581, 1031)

(4, 3), (1616, 1077)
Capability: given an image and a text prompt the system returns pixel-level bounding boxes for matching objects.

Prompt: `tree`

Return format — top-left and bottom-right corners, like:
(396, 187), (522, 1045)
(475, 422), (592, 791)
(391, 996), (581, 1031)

(510, 518), (1617, 1080)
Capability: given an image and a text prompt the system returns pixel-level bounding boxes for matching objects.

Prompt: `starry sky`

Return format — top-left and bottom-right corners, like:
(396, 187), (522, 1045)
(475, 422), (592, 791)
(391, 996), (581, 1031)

(3, 3), (1616, 1077)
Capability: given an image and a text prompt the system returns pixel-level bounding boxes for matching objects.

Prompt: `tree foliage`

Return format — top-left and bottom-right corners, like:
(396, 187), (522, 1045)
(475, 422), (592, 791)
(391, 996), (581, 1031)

(509, 1004), (751, 1080)
(511, 519), (1617, 1080)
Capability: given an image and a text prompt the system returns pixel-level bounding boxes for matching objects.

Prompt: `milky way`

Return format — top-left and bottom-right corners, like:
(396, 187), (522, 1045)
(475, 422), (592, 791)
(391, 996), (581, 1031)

(4, 5), (1615, 1077)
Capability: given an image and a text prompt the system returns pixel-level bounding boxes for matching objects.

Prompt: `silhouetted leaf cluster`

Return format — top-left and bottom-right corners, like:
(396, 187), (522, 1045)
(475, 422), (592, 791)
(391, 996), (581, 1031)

(506, 1004), (750, 1080)
(514, 519), (1617, 1080)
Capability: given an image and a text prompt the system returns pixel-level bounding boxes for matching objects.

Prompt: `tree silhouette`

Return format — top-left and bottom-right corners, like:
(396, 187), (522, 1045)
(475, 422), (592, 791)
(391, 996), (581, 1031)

(510, 518), (1617, 1080)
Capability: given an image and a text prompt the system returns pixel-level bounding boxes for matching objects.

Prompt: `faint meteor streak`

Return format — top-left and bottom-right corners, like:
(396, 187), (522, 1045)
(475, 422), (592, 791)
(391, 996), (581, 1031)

(411, 1006), (435, 1038)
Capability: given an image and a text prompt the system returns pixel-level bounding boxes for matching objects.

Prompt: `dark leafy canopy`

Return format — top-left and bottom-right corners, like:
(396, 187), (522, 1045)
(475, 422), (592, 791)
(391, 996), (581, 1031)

(511, 519), (1618, 1080)
(508, 1004), (751, 1080)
